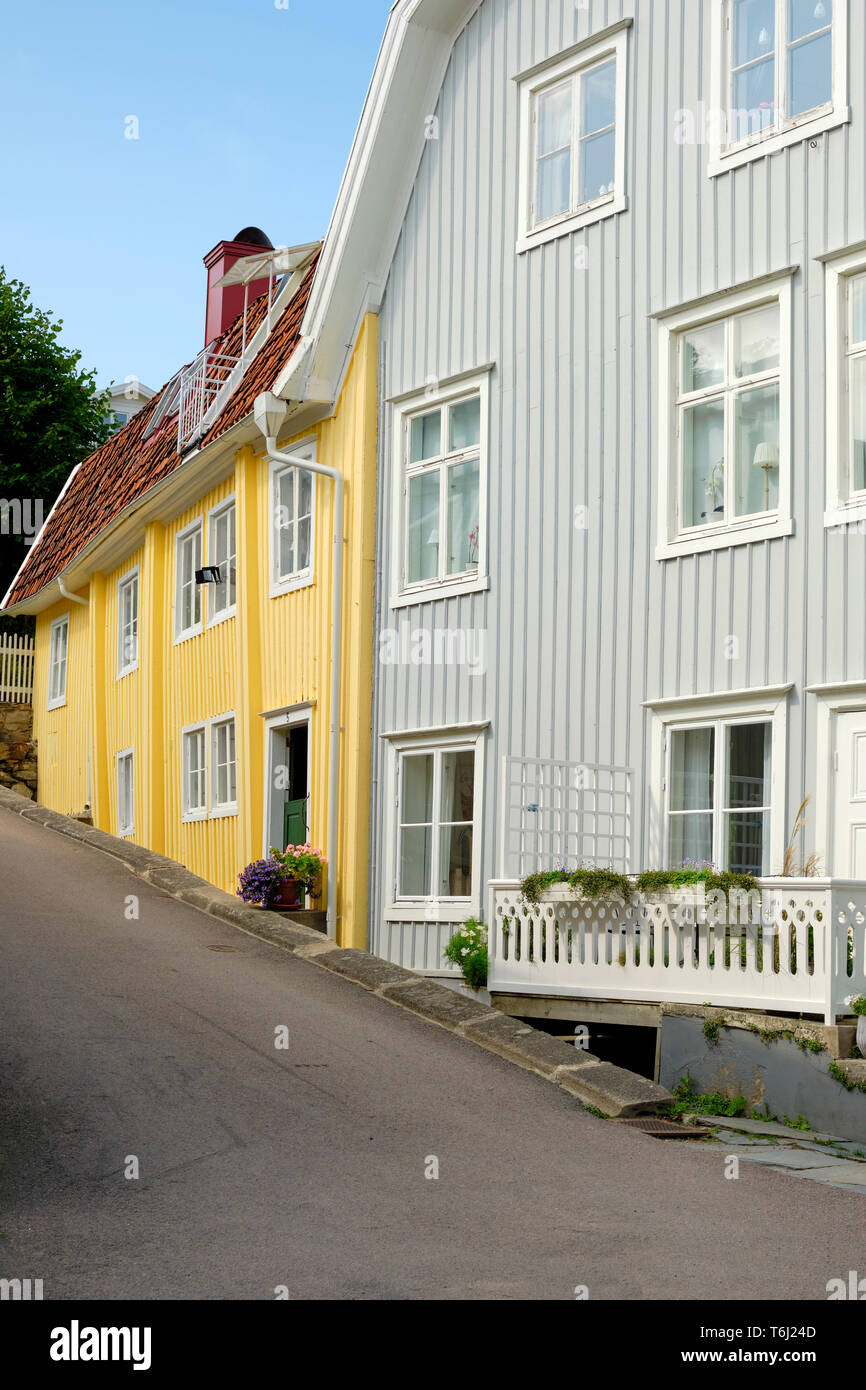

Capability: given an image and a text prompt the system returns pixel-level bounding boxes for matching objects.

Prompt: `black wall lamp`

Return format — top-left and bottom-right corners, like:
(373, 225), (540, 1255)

(195, 566), (223, 585)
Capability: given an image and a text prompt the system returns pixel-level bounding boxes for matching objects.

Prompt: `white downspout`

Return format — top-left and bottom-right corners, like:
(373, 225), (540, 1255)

(58, 574), (89, 606)
(254, 395), (344, 942)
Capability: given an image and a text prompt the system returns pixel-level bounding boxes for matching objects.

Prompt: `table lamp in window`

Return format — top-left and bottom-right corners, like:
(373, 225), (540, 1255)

(752, 442), (779, 511)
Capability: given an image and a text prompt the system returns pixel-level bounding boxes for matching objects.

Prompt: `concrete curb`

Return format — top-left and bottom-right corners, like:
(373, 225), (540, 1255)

(0, 785), (672, 1119)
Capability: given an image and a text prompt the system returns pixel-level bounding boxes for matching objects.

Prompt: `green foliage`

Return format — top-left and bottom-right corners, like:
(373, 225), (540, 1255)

(443, 917), (488, 990)
(829, 1060), (866, 1094)
(520, 865), (759, 904)
(0, 266), (113, 608)
(635, 868), (759, 894)
(670, 1073), (748, 1118)
(702, 1016), (724, 1046)
(846, 994), (866, 1017)
(520, 867), (632, 904)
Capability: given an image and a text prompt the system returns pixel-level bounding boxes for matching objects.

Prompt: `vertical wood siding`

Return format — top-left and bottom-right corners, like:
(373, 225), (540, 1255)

(370, 0), (866, 965)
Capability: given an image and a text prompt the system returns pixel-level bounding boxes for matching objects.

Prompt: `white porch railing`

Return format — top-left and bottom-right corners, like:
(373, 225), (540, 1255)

(0, 633), (34, 703)
(177, 348), (242, 450)
(488, 879), (866, 1024)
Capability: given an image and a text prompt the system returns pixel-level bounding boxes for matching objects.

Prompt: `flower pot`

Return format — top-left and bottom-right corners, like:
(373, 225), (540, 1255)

(272, 878), (304, 910)
(857, 1015), (866, 1057)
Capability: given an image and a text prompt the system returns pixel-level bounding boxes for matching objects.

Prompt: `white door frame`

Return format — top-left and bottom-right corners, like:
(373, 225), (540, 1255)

(810, 681), (866, 876)
(261, 702), (313, 858)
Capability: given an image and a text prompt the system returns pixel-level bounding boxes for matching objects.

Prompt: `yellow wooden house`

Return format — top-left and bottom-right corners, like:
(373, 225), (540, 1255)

(2, 228), (378, 949)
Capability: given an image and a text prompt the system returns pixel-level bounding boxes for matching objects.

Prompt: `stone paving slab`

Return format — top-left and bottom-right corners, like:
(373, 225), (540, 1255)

(728, 1148), (850, 1170)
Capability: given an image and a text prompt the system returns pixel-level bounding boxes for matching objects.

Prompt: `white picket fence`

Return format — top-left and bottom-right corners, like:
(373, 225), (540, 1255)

(488, 879), (866, 1024)
(0, 632), (35, 703)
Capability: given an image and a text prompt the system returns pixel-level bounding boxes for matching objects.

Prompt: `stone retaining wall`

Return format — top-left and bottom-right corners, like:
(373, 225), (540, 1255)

(0, 703), (36, 799)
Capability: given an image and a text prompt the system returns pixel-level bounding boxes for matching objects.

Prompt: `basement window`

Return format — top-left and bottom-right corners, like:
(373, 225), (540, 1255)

(116, 748), (134, 837)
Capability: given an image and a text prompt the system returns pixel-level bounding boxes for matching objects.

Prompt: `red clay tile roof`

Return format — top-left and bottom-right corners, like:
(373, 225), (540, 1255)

(4, 251), (319, 609)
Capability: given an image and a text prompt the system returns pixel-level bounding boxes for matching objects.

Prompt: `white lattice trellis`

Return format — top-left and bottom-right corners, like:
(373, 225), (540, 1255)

(501, 755), (633, 877)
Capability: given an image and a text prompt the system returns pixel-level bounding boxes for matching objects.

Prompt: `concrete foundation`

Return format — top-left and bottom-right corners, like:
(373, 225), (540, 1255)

(660, 1012), (866, 1144)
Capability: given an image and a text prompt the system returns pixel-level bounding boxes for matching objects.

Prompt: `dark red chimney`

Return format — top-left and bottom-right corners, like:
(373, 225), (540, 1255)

(203, 226), (274, 345)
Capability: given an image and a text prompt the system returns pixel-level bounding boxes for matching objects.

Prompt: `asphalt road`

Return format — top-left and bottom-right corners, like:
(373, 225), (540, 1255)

(0, 808), (863, 1301)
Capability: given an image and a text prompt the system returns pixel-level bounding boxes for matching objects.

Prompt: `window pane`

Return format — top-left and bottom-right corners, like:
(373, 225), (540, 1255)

(727, 722), (769, 808)
(297, 516), (311, 572)
(279, 469), (295, 523)
(402, 753), (433, 823)
(448, 397), (480, 452)
(536, 149), (571, 221)
(537, 82), (572, 157)
(440, 750), (474, 823)
(438, 825), (473, 896)
(279, 525), (295, 578)
(298, 470), (312, 518)
(682, 399), (726, 526)
(446, 457), (479, 575)
(681, 323), (725, 393)
(400, 826), (432, 896)
(579, 127), (615, 202)
(407, 470), (440, 583)
(789, 0), (831, 43)
(733, 0), (775, 68)
(726, 811), (769, 874)
(669, 813), (714, 868)
(852, 275), (866, 346)
(581, 60), (616, 135)
(734, 304), (780, 376)
(731, 60), (776, 140)
(734, 382), (779, 516)
(788, 30), (832, 115)
(410, 410), (441, 463)
(850, 355), (866, 491)
(670, 728), (714, 812)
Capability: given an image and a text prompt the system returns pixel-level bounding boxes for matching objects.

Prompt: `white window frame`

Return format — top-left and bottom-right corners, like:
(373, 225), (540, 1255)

(824, 244), (866, 527)
(116, 747), (135, 837)
(708, 0), (849, 177)
(210, 712), (238, 818)
(270, 441), (316, 597)
(181, 722), (208, 822)
(390, 369), (490, 609)
(383, 725), (486, 923)
(207, 496), (237, 626)
(174, 519), (203, 643)
(116, 566), (139, 678)
(656, 272), (794, 559)
(646, 686), (791, 875)
(515, 20), (630, 254)
(47, 613), (69, 710)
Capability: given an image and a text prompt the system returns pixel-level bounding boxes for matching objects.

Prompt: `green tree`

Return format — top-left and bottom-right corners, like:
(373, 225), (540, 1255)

(0, 266), (112, 625)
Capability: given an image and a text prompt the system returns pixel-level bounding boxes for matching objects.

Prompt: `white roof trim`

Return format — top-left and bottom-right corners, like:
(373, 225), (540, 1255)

(273, 0), (482, 406)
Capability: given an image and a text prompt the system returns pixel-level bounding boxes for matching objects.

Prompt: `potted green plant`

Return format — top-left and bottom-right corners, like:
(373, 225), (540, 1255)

(236, 844), (326, 910)
(845, 995), (866, 1056)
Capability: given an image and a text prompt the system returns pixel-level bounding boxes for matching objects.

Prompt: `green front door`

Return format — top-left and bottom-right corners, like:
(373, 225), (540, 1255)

(283, 797), (307, 849)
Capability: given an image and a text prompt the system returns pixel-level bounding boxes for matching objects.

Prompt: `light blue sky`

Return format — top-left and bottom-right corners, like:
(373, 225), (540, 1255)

(0, 0), (392, 393)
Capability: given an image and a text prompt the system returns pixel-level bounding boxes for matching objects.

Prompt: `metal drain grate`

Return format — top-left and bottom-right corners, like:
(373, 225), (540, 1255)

(616, 1118), (706, 1138)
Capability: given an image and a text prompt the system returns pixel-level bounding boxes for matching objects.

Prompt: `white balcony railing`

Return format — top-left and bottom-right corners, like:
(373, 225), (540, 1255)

(0, 632), (34, 703)
(177, 348), (242, 451)
(488, 879), (866, 1024)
